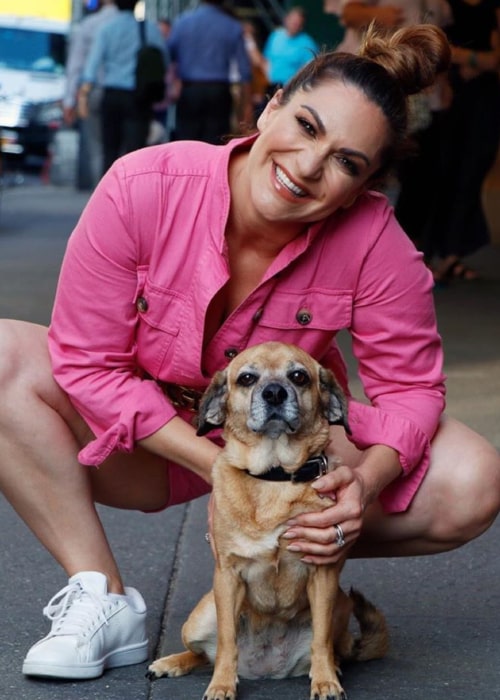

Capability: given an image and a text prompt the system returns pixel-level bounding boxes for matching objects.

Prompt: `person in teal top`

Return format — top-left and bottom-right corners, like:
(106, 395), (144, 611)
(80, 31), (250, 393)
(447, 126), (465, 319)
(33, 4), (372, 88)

(264, 6), (319, 88)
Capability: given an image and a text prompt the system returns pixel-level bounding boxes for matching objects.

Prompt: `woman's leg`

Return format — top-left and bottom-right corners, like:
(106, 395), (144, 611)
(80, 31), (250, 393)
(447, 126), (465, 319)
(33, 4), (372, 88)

(0, 319), (171, 594)
(330, 417), (500, 557)
(0, 319), (181, 678)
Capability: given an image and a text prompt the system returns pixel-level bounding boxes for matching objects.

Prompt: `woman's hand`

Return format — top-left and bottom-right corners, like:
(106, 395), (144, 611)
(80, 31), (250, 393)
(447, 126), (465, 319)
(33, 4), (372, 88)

(281, 445), (402, 565)
(281, 464), (367, 565)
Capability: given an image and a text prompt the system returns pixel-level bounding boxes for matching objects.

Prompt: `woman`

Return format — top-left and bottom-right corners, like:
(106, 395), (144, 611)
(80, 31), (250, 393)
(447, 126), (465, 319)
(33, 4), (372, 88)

(1, 24), (499, 681)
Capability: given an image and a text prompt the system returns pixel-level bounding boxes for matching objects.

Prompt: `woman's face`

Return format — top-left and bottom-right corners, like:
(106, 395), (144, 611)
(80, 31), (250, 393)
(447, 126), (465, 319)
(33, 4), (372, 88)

(246, 81), (390, 226)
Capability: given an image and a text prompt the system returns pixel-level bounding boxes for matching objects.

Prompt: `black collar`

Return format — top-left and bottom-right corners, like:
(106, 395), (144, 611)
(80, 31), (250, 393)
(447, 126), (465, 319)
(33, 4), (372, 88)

(245, 453), (328, 483)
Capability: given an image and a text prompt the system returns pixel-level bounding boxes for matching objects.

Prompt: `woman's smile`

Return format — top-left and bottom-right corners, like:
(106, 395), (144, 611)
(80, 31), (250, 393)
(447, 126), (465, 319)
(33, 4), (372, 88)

(273, 163), (308, 198)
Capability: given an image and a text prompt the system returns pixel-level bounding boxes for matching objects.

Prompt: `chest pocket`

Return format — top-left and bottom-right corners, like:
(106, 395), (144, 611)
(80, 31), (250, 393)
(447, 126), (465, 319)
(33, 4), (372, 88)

(135, 277), (184, 378)
(251, 290), (353, 358)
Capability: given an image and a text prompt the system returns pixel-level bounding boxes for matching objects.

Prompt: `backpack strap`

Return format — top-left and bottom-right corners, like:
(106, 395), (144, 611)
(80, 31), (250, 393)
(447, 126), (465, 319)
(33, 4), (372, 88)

(138, 19), (146, 46)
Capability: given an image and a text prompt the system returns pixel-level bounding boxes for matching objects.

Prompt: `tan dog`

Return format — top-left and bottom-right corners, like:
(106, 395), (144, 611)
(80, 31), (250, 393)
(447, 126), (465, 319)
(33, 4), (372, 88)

(147, 342), (388, 699)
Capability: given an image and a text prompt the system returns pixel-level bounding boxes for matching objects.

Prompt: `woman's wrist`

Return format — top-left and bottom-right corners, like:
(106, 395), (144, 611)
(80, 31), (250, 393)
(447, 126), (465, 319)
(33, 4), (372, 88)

(354, 444), (402, 506)
(139, 416), (220, 484)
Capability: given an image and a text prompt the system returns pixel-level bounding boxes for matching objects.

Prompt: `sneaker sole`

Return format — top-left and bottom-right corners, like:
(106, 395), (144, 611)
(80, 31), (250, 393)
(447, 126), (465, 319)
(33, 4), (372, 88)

(22, 640), (149, 679)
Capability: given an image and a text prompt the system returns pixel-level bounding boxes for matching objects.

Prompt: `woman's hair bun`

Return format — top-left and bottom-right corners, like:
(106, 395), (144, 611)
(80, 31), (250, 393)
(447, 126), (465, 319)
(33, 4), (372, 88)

(359, 22), (451, 95)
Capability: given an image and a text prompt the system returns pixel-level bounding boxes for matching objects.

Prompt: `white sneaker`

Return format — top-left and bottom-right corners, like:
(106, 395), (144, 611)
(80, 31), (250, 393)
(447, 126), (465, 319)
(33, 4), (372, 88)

(22, 571), (148, 679)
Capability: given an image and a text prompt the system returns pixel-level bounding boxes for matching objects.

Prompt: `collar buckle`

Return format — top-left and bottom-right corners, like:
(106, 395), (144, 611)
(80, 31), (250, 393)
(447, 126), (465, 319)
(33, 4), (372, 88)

(246, 452), (329, 483)
(290, 453), (328, 482)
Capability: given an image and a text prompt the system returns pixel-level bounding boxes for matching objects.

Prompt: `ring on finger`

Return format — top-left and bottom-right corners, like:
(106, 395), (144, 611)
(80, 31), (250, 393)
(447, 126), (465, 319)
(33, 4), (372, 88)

(333, 523), (345, 548)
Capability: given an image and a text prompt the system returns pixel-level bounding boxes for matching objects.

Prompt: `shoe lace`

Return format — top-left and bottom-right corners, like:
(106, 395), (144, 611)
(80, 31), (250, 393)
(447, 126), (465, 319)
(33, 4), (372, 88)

(43, 581), (111, 637)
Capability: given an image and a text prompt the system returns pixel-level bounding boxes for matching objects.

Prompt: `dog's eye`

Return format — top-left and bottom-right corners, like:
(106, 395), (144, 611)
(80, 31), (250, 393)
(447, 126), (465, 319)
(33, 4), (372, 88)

(236, 372), (258, 387)
(288, 370), (310, 387)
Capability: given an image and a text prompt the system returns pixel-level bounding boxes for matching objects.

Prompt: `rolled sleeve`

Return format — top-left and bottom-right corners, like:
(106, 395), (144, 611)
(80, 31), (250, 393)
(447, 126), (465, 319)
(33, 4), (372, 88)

(347, 399), (436, 512)
(344, 200), (446, 508)
(48, 159), (177, 466)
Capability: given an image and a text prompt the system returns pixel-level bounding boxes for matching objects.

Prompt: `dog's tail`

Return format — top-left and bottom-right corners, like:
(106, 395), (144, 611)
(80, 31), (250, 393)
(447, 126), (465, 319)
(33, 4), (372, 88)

(347, 588), (389, 662)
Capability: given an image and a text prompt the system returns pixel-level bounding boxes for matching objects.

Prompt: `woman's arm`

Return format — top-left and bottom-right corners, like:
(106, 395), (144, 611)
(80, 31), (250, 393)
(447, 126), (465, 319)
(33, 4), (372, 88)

(341, 1), (404, 30)
(49, 152), (208, 469)
(449, 8), (500, 77)
(281, 203), (446, 563)
(139, 416), (220, 484)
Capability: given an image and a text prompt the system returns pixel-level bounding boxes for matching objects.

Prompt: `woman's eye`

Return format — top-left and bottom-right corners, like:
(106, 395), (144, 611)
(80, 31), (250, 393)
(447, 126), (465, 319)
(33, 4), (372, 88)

(336, 155), (359, 176)
(236, 372), (258, 387)
(288, 370), (310, 387)
(296, 116), (316, 136)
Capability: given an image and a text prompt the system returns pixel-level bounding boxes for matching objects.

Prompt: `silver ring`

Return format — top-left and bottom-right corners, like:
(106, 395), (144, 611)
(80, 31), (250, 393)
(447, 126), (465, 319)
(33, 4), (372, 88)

(204, 532), (211, 544)
(334, 524), (345, 548)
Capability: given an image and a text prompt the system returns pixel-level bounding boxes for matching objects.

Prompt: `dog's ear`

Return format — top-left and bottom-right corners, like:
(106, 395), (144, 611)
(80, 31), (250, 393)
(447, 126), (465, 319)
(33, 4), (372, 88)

(319, 367), (351, 435)
(196, 370), (228, 436)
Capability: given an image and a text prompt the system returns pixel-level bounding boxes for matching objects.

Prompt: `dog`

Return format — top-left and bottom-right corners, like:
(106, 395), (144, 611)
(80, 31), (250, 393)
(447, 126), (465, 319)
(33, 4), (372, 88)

(147, 342), (388, 699)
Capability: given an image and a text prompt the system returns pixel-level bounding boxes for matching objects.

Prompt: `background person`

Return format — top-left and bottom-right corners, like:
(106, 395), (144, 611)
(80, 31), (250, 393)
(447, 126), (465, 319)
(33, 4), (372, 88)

(167, 0), (252, 144)
(241, 19), (270, 125)
(0, 23), (499, 684)
(78, 0), (167, 174)
(63, 0), (118, 189)
(333, 0), (453, 211)
(149, 15), (173, 141)
(424, 0), (500, 283)
(263, 6), (319, 92)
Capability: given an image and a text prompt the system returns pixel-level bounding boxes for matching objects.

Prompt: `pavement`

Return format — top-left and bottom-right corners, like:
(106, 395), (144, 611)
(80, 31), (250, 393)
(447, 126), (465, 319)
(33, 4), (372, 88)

(0, 180), (499, 700)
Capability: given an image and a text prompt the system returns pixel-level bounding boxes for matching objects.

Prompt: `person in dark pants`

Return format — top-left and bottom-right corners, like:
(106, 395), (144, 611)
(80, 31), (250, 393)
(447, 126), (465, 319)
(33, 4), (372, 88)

(176, 81), (234, 143)
(99, 88), (151, 172)
(79, 0), (167, 174)
(168, 0), (252, 144)
(425, 0), (500, 283)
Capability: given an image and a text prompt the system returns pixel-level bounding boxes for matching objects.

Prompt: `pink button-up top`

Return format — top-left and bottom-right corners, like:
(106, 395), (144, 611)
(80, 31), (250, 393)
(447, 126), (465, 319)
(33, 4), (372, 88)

(48, 136), (446, 513)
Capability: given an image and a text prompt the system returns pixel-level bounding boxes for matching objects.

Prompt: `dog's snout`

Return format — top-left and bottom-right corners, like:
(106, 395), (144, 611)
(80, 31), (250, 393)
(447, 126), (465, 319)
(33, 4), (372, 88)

(262, 383), (288, 406)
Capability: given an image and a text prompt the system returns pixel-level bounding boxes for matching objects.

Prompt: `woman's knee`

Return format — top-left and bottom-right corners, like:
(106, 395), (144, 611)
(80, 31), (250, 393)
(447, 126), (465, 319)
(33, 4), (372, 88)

(454, 442), (500, 540)
(0, 320), (47, 386)
(0, 319), (73, 423)
(428, 419), (500, 546)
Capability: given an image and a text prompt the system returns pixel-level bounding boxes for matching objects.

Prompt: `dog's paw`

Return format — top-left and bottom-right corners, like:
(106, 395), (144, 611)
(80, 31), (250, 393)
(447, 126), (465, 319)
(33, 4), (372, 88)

(203, 678), (238, 700)
(146, 658), (183, 679)
(146, 650), (203, 679)
(310, 678), (347, 700)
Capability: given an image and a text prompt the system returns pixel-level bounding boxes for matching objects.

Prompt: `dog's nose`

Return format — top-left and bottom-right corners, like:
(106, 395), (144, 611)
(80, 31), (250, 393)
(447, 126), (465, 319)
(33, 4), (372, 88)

(262, 383), (288, 406)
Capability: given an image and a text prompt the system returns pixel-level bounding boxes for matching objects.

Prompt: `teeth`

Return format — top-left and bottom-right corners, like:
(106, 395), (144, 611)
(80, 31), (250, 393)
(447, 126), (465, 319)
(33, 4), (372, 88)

(275, 165), (306, 197)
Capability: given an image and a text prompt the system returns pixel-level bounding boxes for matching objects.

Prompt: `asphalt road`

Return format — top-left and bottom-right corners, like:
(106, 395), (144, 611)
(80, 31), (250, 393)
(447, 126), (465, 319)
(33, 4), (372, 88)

(0, 179), (499, 700)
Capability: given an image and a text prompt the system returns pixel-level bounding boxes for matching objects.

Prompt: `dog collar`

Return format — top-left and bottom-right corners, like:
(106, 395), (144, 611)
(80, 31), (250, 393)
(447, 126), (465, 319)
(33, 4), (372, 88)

(245, 453), (329, 483)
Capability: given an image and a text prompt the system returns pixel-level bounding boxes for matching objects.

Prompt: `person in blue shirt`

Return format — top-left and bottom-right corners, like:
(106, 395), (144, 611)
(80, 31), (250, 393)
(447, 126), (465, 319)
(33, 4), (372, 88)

(263, 6), (319, 92)
(168, 0), (252, 144)
(63, 0), (118, 189)
(79, 0), (167, 174)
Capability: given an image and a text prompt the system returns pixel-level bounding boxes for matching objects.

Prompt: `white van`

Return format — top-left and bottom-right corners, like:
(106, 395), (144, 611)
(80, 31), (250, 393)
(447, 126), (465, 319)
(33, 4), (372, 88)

(0, 14), (69, 164)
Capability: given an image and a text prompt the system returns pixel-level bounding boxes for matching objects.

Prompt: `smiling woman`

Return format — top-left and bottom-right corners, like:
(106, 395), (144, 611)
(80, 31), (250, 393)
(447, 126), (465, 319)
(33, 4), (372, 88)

(1, 21), (500, 686)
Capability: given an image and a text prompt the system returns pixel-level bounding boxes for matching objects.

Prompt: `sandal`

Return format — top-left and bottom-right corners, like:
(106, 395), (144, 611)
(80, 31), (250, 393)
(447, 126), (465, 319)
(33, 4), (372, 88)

(448, 261), (480, 281)
(432, 258), (481, 284)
